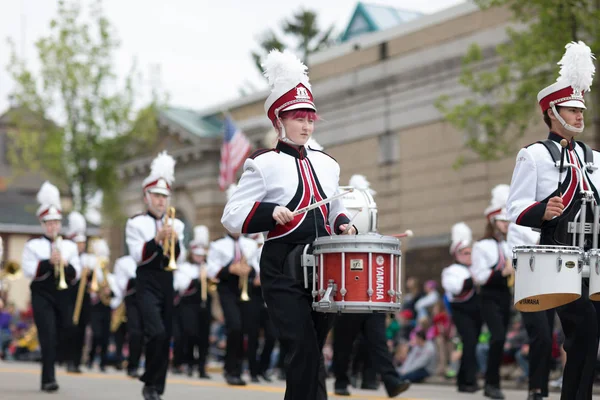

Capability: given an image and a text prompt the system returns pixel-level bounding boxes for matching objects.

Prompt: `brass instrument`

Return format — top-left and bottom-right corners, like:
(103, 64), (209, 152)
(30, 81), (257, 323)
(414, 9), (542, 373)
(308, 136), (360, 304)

(0, 261), (22, 281)
(54, 236), (68, 291)
(96, 258), (112, 306)
(163, 207), (178, 271)
(72, 265), (89, 325)
(199, 264), (208, 306)
(232, 255), (250, 302)
(110, 302), (127, 333)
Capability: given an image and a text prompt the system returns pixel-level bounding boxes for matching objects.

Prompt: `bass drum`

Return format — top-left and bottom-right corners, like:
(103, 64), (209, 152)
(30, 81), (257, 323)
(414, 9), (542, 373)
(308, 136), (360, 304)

(339, 186), (377, 234)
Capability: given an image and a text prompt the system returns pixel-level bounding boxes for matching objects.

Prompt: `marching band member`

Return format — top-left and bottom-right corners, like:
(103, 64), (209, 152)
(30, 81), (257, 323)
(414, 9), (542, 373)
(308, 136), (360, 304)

(471, 185), (513, 400)
(109, 278), (127, 371)
(126, 151), (184, 400)
(64, 211), (90, 374)
(174, 225), (212, 379)
(221, 49), (362, 400)
(208, 197), (260, 386)
(87, 239), (114, 372)
(441, 222), (481, 393)
(113, 255), (143, 378)
(21, 181), (81, 392)
(507, 41), (600, 400)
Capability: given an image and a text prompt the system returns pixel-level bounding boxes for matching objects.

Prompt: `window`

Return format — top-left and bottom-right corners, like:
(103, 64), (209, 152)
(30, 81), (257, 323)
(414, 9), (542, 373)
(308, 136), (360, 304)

(379, 131), (399, 164)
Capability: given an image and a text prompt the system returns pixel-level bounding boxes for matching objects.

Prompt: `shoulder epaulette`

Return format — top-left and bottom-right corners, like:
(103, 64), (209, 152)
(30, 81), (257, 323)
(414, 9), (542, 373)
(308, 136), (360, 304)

(249, 148), (277, 159)
(309, 147), (337, 162)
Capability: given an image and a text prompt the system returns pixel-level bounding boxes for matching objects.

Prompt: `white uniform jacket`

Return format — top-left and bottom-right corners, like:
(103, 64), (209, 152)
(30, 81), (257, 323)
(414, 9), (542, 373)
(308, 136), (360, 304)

(22, 236), (81, 283)
(206, 235), (259, 280)
(113, 255), (138, 297)
(442, 263), (475, 303)
(125, 211), (185, 268)
(173, 261), (203, 295)
(507, 132), (600, 228)
(221, 141), (351, 242)
(471, 238), (510, 288)
(507, 222), (540, 251)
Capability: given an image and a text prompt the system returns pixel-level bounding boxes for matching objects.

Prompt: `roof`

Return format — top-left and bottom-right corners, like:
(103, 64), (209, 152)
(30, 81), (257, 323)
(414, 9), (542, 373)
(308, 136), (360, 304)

(340, 2), (423, 43)
(159, 107), (223, 139)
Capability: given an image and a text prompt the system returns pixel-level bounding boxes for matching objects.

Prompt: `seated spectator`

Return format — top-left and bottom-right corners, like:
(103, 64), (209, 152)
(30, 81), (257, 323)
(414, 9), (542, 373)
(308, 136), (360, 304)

(414, 280), (440, 320)
(397, 330), (437, 383)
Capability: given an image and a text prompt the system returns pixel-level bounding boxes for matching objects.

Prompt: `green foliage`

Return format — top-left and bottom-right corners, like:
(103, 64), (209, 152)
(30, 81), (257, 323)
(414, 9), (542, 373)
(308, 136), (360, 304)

(436, 0), (600, 162)
(6, 0), (162, 224)
(251, 8), (336, 76)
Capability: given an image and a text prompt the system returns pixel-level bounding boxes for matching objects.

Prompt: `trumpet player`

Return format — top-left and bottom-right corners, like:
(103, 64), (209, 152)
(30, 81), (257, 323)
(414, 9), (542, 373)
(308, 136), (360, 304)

(113, 255), (143, 378)
(87, 239), (116, 372)
(126, 151), (184, 400)
(21, 181), (81, 392)
(207, 197), (260, 386)
(173, 225), (212, 378)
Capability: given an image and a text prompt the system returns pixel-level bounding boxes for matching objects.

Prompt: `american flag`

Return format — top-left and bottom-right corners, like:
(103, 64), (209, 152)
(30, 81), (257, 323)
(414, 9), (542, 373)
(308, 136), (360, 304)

(218, 116), (252, 191)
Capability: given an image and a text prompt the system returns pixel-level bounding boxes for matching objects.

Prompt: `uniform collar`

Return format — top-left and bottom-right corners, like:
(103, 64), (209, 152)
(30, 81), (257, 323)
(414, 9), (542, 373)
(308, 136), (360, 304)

(548, 131), (575, 151)
(146, 210), (163, 220)
(276, 140), (307, 159)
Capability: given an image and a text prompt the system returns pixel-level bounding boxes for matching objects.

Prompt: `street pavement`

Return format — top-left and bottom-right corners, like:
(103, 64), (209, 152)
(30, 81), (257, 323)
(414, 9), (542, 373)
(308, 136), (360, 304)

(1, 361), (599, 400)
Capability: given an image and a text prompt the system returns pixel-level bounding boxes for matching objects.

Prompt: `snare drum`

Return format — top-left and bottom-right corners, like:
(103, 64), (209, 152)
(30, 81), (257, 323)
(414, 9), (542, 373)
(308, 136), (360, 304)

(310, 233), (402, 313)
(513, 245), (583, 312)
(339, 186), (377, 233)
(587, 249), (600, 301)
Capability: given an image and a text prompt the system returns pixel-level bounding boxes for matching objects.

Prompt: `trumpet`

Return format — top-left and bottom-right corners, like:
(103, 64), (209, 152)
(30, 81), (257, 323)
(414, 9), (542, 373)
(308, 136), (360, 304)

(54, 236), (68, 291)
(199, 264), (208, 306)
(96, 258), (112, 306)
(232, 255), (250, 302)
(0, 261), (21, 281)
(163, 207), (178, 272)
(110, 302), (127, 333)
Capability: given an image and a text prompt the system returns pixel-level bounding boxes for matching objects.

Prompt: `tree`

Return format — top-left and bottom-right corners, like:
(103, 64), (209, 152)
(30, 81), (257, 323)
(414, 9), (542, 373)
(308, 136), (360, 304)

(435, 0), (600, 166)
(250, 8), (335, 77)
(6, 0), (161, 223)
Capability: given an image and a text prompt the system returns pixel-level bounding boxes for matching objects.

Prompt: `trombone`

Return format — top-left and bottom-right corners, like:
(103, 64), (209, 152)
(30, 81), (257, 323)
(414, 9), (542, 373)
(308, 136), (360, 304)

(163, 206), (178, 271)
(53, 236), (68, 291)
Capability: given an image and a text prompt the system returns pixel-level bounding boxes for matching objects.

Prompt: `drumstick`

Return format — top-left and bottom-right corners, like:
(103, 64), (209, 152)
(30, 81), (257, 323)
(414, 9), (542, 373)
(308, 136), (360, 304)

(292, 188), (354, 216)
(341, 208), (362, 235)
(392, 230), (414, 238)
(557, 139), (568, 195)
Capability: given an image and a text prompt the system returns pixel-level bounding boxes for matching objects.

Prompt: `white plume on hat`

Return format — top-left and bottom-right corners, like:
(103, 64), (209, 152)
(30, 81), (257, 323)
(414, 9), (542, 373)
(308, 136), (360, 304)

(142, 151), (176, 193)
(450, 222), (472, 255)
(92, 239), (110, 259)
(191, 225), (209, 248)
(557, 41), (595, 93)
(226, 184), (237, 202)
(349, 174), (376, 196)
(484, 184), (510, 220)
(67, 211), (87, 241)
(262, 49), (311, 92)
(36, 181), (62, 220)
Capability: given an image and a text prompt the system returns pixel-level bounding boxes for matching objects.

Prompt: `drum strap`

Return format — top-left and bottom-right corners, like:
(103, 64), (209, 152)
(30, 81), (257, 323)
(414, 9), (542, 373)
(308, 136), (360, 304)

(538, 139), (595, 173)
(494, 243), (506, 272)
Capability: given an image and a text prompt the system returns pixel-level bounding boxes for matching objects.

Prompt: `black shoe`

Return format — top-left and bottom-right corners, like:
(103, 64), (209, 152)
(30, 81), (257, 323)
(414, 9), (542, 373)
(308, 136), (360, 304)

(99, 365), (106, 373)
(225, 375), (246, 386)
(67, 363), (82, 374)
(484, 385), (505, 399)
(260, 372), (272, 382)
(386, 380), (411, 398)
(142, 386), (160, 400)
(127, 369), (139, 379)
(334, 387), (351, 396)
(361, 382), (379, 390)
(199, 370), (211, 379)
(41, 381), (59, 392)
(187, 366), (194, 377)
(458, 384), (480, 393)
(527, 393), (543, 400)
(250, 375), (260, 383)
(277, 369), (286, 381)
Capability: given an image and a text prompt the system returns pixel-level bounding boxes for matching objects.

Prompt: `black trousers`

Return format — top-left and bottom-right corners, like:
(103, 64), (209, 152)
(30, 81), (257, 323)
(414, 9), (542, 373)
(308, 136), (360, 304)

(137, 273), (173, 394)
(172, 303), (185, 368)
(260, 241), (334, 400)
(113, 320), (127, 367)
(480, 288), (512, 388)
(351, 335), (377, 386)
(522, 309), (555, 395)
(71, 293), (91, 368)
(450, 294), (482, 388)
(218, 285), (253, 377)
(88, 302), (111, 368)
(556, 282), (600, 400)
(247, 289), (277, 377)
(178, 297), (212, 372)
(125, 294), (143, 372)
(332, 313), (400, 394)
(32, 288), (73, 385)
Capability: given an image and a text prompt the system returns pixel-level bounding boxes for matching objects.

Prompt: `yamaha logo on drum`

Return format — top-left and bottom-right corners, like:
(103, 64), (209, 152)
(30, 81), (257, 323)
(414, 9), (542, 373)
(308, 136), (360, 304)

(519, 298), (540, 306)
(350, 259), (363, 271)
(376, 256), (384, 266)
